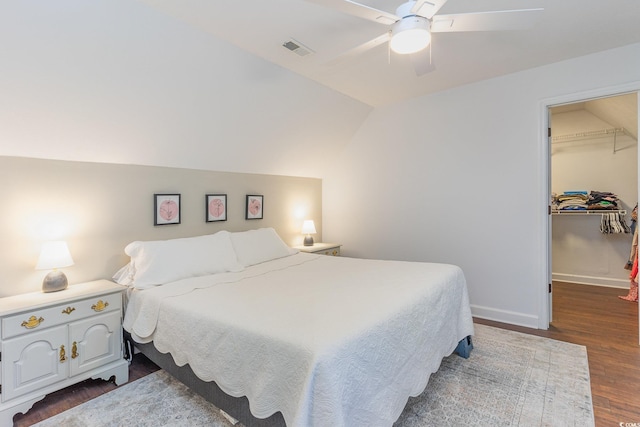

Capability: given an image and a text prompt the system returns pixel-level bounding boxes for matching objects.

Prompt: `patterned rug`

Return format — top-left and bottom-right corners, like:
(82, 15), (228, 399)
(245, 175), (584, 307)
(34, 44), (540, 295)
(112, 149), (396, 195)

(33, 324), (594, 427)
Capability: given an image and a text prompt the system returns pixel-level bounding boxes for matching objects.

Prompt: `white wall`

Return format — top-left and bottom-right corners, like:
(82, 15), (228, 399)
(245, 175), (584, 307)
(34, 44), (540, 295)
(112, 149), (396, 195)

(0, 0), (371, 179)
(551, 109), (637, 288)
(323, 43), (640, 328)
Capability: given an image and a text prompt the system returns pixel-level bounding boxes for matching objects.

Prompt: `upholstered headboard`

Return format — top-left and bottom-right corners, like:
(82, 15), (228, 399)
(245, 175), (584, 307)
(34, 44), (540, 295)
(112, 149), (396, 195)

(0, 156), (321, 296)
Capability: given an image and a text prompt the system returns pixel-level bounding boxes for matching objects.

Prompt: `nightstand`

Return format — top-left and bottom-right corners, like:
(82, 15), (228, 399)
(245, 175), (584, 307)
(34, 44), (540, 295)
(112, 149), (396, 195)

(0, 280), (129, 424)
(294, 243), (342, 256)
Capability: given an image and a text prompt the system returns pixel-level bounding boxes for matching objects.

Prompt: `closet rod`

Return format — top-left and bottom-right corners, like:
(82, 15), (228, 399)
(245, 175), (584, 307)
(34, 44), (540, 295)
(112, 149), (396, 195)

(551, 127), (626, 143)
(551, 127), (632, 153)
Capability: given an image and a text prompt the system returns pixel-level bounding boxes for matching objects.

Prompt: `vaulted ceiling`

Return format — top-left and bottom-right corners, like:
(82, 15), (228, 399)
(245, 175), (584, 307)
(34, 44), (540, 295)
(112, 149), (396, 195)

(552, 93), (638, 141)
(138, 0), (640, 106)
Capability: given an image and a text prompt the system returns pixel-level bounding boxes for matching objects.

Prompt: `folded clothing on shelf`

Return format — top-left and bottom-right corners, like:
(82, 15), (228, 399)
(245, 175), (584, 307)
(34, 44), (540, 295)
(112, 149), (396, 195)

(552, 190), (622, 211)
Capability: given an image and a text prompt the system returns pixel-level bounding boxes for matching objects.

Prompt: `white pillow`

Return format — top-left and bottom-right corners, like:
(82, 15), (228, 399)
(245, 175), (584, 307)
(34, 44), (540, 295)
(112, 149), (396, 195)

(124, 230), (243, 289)
(230, 228), (298, 267)
(112, 262), (135, 287)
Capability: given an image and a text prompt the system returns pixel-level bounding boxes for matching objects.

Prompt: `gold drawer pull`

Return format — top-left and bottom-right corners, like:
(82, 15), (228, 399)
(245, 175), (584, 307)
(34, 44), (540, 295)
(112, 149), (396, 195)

(91, 300), (109, 312)
(62, 306), (76, 315)
(72, 341), (79, 359)
(21, 316), (44, 329)
(60, 345), (67, 363)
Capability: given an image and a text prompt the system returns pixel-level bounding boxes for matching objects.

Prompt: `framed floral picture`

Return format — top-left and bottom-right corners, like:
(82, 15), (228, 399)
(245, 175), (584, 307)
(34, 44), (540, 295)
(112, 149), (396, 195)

(245, 195), (263, 220)
(206, 194), (227, 222)
(154, 194), (181, 225)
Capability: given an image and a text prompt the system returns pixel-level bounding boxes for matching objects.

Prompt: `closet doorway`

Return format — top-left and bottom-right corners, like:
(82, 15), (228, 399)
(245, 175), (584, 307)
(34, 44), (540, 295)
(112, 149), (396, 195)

(549, 92), (638, 332)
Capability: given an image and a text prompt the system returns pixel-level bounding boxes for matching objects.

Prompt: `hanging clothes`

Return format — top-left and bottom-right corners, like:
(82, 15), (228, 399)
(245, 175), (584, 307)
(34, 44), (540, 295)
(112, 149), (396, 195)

(600, 212), (631, 234)
(625, 203), (638, 270)
(620, 225), (639, 302)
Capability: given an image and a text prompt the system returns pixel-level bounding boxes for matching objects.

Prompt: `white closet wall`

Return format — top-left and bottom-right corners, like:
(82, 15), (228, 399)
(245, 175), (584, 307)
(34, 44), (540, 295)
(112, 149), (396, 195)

(551, 104), (638, 288)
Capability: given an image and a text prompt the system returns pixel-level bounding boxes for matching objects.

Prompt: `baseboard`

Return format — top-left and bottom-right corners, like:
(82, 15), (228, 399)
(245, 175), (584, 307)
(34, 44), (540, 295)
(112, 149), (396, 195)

(552, 273), (629, 289)
(471, 304), (539, 329)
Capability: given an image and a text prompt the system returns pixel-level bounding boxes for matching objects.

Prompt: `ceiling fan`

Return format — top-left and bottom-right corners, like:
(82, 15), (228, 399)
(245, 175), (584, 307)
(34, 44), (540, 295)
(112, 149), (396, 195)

(307, 0), (543, 75)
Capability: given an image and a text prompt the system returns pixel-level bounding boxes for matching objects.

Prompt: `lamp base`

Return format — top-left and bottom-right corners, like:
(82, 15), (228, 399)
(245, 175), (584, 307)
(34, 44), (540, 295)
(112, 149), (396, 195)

(303, 235), (314, 246)
(42, 270), (68, 293)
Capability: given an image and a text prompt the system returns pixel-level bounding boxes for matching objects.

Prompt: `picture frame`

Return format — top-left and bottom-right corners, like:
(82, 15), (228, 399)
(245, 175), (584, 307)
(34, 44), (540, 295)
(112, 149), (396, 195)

(206, 194), (227, 222)
(245, 194), (263, 220)
(154, 194), (181, 225)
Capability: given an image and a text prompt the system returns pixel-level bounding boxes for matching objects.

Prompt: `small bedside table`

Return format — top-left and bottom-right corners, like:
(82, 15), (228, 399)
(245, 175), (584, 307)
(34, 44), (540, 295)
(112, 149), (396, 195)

(294, 243), (342, 256)
(0, 279), (129, 424)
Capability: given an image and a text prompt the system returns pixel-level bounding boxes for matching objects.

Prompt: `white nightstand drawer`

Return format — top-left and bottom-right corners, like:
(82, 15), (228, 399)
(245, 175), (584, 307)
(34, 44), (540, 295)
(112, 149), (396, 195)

(66, 292), (121, 323)
(2, 292), (121, 340)
(319, 247), (340, 256)
(294, 243), (342, 256)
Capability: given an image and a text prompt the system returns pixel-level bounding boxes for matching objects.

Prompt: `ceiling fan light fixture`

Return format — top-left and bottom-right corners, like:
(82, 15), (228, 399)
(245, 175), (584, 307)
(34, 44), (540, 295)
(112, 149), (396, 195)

(389, 16), (431, 54)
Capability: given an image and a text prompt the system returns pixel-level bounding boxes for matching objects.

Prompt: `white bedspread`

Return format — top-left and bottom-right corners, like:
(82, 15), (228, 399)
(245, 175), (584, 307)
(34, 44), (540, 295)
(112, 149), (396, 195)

(124, 253), (474, 427)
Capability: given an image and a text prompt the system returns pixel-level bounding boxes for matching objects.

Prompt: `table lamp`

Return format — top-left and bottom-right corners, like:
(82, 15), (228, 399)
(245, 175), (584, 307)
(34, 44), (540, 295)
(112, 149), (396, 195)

(301, 220), (317, 246)
(36, 241), (74, 293)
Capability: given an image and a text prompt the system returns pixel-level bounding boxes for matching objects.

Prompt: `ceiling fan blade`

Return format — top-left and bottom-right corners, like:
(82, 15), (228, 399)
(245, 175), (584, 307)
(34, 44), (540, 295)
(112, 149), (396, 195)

(326, 32), (391, 66)
(432, 8), (544, 33)
(304, 0), (399, 25)
(410, 0), (450, 19)
(411, 49), (436, 76)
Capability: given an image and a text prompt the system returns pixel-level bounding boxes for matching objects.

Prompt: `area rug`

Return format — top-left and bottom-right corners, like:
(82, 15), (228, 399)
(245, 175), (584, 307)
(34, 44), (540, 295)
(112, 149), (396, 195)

(33, 324), (594, 426)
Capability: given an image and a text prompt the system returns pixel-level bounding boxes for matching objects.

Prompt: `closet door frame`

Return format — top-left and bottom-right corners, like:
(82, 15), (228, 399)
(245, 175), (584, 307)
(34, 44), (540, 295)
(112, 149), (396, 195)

(539, 82), (640, 343)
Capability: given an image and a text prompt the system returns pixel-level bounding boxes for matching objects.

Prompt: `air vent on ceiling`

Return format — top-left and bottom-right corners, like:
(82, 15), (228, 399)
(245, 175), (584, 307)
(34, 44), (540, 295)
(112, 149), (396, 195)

(282, 39), (314, 57)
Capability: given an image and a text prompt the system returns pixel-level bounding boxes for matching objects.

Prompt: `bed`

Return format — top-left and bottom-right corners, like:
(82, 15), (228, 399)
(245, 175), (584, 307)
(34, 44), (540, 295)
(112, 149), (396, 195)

(118, 228), (474, 427)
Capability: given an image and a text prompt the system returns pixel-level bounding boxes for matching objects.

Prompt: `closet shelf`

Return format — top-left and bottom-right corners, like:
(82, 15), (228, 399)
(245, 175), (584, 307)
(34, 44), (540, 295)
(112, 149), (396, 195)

(551, 209), (626, 215)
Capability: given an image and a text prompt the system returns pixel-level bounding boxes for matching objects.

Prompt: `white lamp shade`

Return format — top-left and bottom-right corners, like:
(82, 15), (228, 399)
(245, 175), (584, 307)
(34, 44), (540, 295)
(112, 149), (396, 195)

(390, 17), (431, 54)
(301, 220), (317, 234)
(36, 241), (74, 270)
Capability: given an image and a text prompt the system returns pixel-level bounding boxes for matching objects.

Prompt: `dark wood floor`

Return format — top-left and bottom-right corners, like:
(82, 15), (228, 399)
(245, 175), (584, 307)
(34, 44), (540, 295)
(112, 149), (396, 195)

(13, 281), (640, 426)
